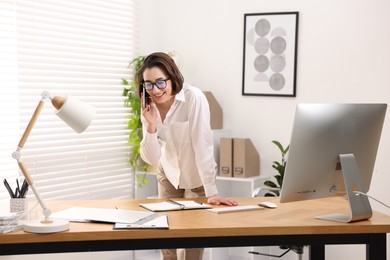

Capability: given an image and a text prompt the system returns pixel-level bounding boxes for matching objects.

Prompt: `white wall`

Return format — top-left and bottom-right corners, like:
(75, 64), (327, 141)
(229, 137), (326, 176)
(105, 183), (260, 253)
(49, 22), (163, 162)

(139, 0), (390, 259)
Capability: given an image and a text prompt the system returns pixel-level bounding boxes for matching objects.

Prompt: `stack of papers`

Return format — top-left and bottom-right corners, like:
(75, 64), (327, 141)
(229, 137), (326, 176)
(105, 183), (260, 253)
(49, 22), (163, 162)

(51, 207), (169, 229)
(0, 213), (17, 225)
(0, 213), (23, 233)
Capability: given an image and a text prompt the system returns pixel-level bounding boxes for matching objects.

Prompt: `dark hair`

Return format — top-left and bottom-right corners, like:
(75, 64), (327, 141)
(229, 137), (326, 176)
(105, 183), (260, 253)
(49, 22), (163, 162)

(136, 52), (184, 98)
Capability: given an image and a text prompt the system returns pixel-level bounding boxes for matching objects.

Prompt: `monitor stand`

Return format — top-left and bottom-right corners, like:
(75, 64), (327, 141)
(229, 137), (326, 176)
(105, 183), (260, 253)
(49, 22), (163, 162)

(315, 153), (373, 223)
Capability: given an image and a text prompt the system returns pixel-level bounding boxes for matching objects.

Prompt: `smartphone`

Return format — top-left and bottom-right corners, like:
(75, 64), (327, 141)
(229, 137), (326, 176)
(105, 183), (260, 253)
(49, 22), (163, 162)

(142, 87), (150, 109)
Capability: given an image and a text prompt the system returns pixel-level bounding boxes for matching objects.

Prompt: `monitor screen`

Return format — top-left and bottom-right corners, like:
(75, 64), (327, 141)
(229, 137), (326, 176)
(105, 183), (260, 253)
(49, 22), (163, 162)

(279, 103), (387, 222)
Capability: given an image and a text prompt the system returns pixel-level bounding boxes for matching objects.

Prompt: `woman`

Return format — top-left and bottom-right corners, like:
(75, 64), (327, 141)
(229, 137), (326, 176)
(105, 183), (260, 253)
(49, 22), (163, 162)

(137, 52), (237, 260)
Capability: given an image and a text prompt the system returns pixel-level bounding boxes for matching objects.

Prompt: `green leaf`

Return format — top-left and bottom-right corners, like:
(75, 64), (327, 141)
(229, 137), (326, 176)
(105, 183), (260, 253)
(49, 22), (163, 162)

(264, 180), (278, 188)
(272, 140), (289, 156)
(264, 192), (277, 197)
(274, 175), (283, 187)
(136, 172), (149, 188)
(122, 78), (129, 85)
(272, 140), (283, 152)
(284, 145), (290, 154)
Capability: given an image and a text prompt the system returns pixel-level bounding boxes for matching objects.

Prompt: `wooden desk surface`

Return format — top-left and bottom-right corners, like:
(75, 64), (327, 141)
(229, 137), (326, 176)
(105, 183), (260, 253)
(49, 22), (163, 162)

(3, 197), (390, 245)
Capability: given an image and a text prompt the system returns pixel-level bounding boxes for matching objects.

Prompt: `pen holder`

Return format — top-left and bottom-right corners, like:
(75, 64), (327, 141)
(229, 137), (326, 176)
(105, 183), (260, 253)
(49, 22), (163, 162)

(10, 198), (28, 220)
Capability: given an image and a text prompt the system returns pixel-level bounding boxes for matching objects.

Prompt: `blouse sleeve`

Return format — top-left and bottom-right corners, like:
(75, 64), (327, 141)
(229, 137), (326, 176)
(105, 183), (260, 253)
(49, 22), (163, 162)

(140, 116), (161, 166)
(188, 91), (218, 197)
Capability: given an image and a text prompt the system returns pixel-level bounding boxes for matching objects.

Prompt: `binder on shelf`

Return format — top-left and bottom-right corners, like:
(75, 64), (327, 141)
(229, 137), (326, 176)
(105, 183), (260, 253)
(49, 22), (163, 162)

(233, 138), (260, 178)
(203, 91), (223, 129)
(212, 129), (231, 169)
(219, 137), (233, 177)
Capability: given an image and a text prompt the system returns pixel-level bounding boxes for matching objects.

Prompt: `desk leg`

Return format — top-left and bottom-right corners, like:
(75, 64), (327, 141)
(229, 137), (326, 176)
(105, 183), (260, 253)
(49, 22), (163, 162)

(309, 245), (324, 260)
(366, 233), (386, 260)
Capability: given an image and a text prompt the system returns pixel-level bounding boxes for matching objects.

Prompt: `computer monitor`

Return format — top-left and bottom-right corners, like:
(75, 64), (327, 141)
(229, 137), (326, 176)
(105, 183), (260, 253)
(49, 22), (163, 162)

(279, 103), (387, 222)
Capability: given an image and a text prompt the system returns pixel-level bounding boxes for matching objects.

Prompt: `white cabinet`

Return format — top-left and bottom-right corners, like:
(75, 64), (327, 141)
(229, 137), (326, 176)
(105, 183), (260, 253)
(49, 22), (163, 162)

(135, 172), (267, 199)
(215, 175), (267, 197)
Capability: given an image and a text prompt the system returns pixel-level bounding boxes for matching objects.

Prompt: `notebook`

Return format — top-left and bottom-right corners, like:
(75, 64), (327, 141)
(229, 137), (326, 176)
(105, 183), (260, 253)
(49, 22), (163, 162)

(139, 200), (212, 212)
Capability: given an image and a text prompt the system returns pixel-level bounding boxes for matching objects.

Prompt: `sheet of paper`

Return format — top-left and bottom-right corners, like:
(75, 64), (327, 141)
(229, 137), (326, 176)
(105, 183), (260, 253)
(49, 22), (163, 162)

(51, 207), (154, 224)
(139, 201), (182, 212)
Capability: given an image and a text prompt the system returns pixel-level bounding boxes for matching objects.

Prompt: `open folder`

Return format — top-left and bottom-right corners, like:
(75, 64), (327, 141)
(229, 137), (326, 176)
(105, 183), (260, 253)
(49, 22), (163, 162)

(51, 207), (169, 229)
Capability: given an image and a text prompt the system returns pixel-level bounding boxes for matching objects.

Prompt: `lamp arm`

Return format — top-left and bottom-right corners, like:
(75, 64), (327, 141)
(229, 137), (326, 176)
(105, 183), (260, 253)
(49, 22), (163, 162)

(17, 161), (52, 222)
(18, 100), (45, 149)
(12, 94), (53, 223)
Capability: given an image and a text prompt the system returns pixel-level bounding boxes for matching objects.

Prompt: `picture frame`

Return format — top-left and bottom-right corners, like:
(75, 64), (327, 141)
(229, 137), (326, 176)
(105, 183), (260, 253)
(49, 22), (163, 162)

(242, 12), (299, 97)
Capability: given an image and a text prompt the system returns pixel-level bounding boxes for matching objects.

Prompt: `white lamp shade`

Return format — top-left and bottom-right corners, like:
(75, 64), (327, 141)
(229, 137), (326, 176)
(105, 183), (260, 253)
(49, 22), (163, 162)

(55, 97), (95, 133)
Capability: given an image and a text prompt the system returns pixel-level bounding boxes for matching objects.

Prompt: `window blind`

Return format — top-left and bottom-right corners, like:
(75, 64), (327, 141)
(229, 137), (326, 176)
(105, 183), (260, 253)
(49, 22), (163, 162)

(0, 1), (20, 201)
(0, 0), (139, 200)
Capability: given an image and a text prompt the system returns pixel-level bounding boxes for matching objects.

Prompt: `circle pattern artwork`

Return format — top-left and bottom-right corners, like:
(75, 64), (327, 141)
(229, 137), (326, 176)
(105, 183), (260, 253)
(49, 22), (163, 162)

(247, 17), (289, 92)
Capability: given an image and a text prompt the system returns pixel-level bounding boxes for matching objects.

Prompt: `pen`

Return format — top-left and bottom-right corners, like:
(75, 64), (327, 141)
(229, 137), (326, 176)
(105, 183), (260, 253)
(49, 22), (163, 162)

(167, 199), (184, 207)
(20, 179), (29, 198)
(3, 179), (15, 198)
(16, 179), (20, 194)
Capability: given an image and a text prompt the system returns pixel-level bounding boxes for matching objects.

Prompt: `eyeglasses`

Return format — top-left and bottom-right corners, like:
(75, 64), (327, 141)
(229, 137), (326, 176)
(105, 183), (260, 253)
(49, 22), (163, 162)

(143, 78), (170, 91)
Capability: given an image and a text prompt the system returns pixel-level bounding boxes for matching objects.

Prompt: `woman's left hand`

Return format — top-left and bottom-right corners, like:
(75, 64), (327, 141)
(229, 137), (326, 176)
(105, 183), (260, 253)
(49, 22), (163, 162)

(207, 195), (238, 206)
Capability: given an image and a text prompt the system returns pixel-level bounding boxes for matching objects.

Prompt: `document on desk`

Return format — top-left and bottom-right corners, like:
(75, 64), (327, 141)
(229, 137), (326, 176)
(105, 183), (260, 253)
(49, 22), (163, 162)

(51, 207), (156, 224)
(139, 200), (212, 212)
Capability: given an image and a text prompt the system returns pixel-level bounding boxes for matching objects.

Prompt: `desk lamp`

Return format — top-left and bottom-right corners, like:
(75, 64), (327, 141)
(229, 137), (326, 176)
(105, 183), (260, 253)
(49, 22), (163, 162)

(12, 91), (95, 233)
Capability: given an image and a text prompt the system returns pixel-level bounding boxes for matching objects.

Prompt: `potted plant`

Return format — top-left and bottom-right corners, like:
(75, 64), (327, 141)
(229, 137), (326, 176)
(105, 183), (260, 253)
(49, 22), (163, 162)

(122, 56), (149, 187)
(263, 140), (289, 197)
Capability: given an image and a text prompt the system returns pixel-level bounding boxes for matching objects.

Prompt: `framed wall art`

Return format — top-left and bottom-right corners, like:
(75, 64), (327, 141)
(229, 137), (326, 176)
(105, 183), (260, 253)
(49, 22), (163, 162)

(242, 12), (299, 97)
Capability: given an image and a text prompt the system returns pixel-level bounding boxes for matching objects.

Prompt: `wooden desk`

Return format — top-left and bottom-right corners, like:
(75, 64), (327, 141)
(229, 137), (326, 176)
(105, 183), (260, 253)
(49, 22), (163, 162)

(1, 197), (390, 260)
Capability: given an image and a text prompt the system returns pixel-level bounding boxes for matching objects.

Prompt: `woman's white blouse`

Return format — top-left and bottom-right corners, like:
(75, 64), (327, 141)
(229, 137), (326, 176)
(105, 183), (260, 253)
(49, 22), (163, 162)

(140, 83), (218, 197)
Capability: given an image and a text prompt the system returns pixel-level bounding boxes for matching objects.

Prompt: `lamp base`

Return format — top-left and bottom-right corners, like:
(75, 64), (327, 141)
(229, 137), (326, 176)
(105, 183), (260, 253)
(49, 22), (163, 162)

(23, 219), (69, 233)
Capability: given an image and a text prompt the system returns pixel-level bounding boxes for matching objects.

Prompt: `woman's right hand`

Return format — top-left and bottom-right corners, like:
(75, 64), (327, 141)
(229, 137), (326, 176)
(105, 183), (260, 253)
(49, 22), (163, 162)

(141, 95), (158, 133)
